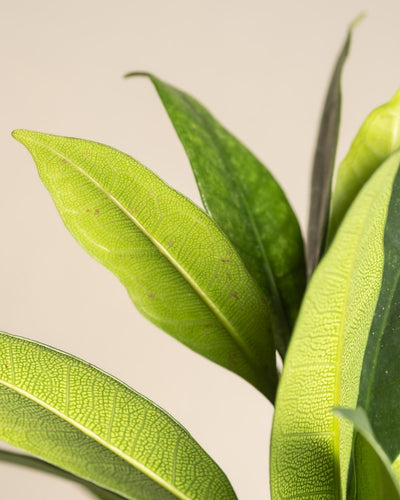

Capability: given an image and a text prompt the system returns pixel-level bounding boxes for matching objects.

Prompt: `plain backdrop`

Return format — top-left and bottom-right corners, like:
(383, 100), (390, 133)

(2, 1), (400, 499)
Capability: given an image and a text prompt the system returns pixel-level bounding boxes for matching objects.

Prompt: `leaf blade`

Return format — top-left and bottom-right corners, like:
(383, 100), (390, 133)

(270, 150), (400, 499)
(327, 85), (400, 246)
(125, 72), (306, 356)
(354, 159), (400, 475)
(334, 408), (400, 500)
(306, 16), (361, 277)
(0, 331), (237, 500)
(13, 129), (277, 400)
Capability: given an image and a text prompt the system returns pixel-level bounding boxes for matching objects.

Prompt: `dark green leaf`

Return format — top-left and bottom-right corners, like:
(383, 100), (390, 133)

(125, 72), (306, 357)
(356, 160), (400, 468)
(13, 130), (277, 400)
(334, 408), (400, 499)
(307, 16), (363, 277)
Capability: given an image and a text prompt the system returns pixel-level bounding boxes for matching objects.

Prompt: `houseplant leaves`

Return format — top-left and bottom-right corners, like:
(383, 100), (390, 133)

(13, 130), (278, 401)
(270, 149), (400, 499)
(125, 72), (306, 356)
(0, 331), (237, 499)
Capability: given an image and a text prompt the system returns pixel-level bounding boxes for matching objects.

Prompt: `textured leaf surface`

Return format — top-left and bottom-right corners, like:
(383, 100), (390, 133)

(270, 150), (400, 499)
(328, 86), (400, 244)
(0, 332), (237, 500)
(0, 449), (125, 500)
(335, 408), (400, 499)
(307, 19), (356, 277)
(355, 162), (400, 474)
(125, 72), (306, 356)
(13, 130), (277, 400)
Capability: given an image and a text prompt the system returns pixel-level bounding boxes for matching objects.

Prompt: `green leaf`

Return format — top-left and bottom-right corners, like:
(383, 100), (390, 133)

(0, 449), (125, 500)
(270, 150), (400, 499)
(355, 161), (400, 474)
(0, 331), (237, 500)
(334, 408), (400, 499)
(307, 16), (362, 277)
(13, 130), (277, 400)
(327, 85), (400, 246)
(125, 72), (306, 357)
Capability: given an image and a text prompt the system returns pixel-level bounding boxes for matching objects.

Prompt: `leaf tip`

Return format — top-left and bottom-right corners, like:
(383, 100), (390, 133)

(12, 129), (26, 141)
(350, 12), (367, 31)
(124, 70), (154, 80)
(12, 129), (34, 147)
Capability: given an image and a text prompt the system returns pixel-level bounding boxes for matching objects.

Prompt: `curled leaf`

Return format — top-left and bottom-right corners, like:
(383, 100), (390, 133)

(328, 85), (400, 245)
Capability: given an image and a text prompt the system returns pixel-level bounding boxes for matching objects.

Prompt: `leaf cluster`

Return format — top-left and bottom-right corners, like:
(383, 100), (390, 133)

(2, 17), (400, 500)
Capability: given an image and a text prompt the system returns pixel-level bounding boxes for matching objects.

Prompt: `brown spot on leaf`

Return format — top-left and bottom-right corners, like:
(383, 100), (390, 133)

(147, 292), (155, 299)
(167, 240), (175, 248)
(230, 291), (239, 300)
(94, 209), (100, 216)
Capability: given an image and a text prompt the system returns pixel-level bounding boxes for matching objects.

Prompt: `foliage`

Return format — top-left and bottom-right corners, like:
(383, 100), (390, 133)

(2, 18), (400, 500)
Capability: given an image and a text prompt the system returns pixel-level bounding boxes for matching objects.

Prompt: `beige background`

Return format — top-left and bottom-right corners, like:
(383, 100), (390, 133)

(2, 1), (400, 499)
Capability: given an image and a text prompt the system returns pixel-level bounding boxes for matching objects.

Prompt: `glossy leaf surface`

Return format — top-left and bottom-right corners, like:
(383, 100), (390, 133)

(125, 72), (306, 356)
(307, 19), (356, 277)
(335, 408), (400, 499)
(13, 130), (277, 400)
(328, 85), (400, 245)
(356, 161), (400, 472)
(0, 332), (237, 499)
(270, 150), (400, 499)
(0, 449), (125, 500)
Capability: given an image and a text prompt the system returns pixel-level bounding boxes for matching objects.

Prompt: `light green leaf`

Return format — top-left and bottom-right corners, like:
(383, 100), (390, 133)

(13, 130), (277, 401)
(327, 85), (400, 245)
(334, 408), (400, 499)
(270, 150), (400, 499)
(125, 72), (306, 357)
(307, 16), (361, 277)
(0, 449), (125, 500)
(0, 331), (237, 500)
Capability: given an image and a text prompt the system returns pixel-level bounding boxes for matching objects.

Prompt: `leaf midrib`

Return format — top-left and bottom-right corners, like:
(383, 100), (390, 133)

(27, 134), (262, 374)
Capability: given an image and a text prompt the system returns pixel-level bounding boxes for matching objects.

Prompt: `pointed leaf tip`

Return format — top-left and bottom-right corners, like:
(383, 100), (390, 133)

(124, 71), (153, 79)
(12, 129), (26, 141)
